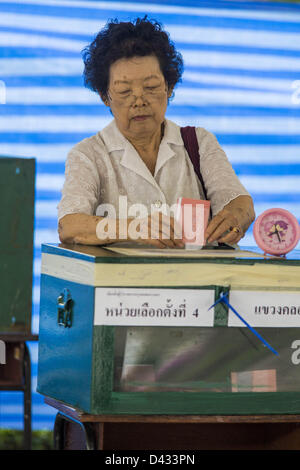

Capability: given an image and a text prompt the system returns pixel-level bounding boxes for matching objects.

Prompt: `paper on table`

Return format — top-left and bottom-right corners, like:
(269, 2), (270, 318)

(103, 245), (272, 259)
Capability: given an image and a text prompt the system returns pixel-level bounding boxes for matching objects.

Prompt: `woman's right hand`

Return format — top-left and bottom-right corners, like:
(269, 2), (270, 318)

(59, 212), (185, 248)
(127, 212), (184, 248)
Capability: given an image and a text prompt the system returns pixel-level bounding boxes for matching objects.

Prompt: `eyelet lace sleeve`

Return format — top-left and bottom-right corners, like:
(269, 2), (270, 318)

(57, 148), (100, 221)
(196, 127), (250, 216)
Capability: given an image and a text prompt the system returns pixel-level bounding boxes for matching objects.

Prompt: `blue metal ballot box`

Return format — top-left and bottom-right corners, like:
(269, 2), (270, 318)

(37, 243), (300, 415)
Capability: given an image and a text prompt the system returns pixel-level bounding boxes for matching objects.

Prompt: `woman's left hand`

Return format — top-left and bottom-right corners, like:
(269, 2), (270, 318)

(204, 195), (255, 245)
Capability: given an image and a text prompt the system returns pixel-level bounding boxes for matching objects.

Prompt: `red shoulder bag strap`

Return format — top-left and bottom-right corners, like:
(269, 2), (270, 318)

(180, 126), (208, 201)
(181, 126), (232, 248)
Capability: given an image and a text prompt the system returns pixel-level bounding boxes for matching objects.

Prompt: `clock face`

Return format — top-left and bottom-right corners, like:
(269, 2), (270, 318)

(253, 208), (300, 255)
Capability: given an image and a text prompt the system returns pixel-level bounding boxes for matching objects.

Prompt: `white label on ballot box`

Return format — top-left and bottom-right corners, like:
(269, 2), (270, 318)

(94, 287), (215, 327)
(228, 291), (300, 327)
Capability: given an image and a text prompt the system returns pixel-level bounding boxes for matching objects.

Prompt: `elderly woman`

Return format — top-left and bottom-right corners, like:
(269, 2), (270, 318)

(58, 17), (255, 248)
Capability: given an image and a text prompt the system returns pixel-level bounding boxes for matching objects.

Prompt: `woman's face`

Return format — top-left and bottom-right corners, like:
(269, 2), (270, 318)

(103, 55), (171, 142)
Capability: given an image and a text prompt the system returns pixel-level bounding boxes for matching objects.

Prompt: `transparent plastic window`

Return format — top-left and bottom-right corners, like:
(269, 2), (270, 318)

(113, 326), (300, 393)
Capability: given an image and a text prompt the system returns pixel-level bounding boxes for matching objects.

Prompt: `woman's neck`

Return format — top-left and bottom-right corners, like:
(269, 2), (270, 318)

(127, 123), (165, 175)
(130, 126), (162, 154)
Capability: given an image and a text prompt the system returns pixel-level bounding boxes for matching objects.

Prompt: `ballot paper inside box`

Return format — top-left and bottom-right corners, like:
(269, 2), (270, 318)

(231, 370), (277, 393)
(37, 243), (300, 415)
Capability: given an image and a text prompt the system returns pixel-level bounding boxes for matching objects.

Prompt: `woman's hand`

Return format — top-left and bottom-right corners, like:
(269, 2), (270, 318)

(204, 195), (255, 245)
(127, 212), (184, 248)
(59, 212), (184, 248)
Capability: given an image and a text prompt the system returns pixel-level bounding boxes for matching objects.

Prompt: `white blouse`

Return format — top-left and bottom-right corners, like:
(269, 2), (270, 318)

(57, 118), (250, 221)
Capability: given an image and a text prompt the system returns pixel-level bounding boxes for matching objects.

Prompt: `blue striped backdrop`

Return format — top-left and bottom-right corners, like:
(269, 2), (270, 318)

(0, 0), (300, 431)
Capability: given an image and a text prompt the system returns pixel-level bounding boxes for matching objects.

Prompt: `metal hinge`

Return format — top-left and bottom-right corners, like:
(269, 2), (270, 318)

(57, 288), (73, 328)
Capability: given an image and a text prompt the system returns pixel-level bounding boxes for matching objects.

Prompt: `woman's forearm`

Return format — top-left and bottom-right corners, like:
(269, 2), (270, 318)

(205, 195), (255, 244)
(58, 213), (132, 245)
(223, 195), (256, 232)
(58, 212), (184, 248)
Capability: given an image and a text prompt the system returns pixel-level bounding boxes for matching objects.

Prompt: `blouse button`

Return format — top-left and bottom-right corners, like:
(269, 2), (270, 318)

(154, 200), (162, 208)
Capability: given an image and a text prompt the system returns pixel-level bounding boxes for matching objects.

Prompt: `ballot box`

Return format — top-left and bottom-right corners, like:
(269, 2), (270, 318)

(37, 243), (300, 415)
(0, 156), (35, 334)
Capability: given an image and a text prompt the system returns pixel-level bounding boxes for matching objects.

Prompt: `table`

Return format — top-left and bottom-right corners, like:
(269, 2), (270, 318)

(0, 334), (38, 449)
(45, 397), (300, 450)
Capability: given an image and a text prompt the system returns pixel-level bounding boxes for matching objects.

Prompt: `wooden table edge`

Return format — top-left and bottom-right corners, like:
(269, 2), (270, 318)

(0, 334), (39, 342)
(44, 397), (300, 424)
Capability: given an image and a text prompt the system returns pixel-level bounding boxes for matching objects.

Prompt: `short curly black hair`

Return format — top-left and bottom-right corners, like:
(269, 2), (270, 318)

(82, 17), (183, 100)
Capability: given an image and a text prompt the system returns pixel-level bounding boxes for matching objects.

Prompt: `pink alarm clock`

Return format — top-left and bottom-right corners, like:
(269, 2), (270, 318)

(253, 208), (300, 256)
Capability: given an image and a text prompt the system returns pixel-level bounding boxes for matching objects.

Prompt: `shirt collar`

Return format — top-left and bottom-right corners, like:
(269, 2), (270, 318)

(162, 118), (184, 146)
(99, 118), (184, 187)
(154, 119), (184, 176)
(99, 119), (128, 152)
(100, 118), (184, 153)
